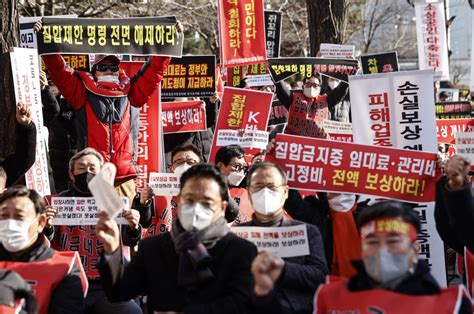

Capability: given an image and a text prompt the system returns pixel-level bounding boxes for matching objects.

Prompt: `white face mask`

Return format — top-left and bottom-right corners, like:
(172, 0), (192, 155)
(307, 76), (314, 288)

(251, 188), (282, 216)
(227, 171), (245, 187)
(303, 86), (318, 98)
(173, 164), (192, 178)
(363, 249), (411, 284)
(328, 194), (356, 212)
(97, 75), (119, 83)
(0, 219), (35, 252)
(178, 203), (214, 231)
(328, 80), (340, 90)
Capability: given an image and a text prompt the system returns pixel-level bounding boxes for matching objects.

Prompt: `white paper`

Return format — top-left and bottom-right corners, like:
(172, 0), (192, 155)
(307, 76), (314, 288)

(231, 224), (310, 258)
(319, 43), (355, 59)
(216, 129), (268, 149)
(149, 173), (180, 196)
(322, 120), (353, 135)
(88, 163), (125, 218)
(455, 132), (474, 163)
(245, 74), (274, 87)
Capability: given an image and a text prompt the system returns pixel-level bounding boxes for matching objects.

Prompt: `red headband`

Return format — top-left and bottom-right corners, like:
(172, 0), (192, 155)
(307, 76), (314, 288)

(360, 218), (418, 241)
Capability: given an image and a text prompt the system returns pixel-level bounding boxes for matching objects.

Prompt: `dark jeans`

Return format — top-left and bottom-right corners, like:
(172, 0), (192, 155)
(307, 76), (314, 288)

(86, 281), (142, 314)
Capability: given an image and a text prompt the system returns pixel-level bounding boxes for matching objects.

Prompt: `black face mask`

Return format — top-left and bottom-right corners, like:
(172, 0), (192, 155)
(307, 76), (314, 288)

(73, 172), (95, 194)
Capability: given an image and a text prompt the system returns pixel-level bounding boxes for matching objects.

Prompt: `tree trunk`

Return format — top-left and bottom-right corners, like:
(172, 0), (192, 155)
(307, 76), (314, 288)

(0, 0), (19, 161)
(306, 0), (346, 57)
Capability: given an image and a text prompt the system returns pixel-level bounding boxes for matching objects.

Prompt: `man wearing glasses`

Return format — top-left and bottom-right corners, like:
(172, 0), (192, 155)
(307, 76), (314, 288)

(235, 162), (328, 314)
(275, 75), (348, 138)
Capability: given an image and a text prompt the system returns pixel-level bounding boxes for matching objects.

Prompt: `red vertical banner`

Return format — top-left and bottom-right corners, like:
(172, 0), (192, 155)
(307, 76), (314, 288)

(218, 0), (267, 67)
(121, 62), (162, 190)
(209, 87), (273, 163)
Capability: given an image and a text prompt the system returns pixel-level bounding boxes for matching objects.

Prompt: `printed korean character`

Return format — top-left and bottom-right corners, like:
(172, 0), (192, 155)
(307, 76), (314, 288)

(329, 148), (343, 166)
(73, 25), (84, 45)
(362, 152), (377, 169)
(137, 144), (149, 159)
(365, 173), (378, 190)
(63, 25), (73, 44)
(400, 111), (422, 124)
(400, 96), (419, 111)
(275, 142), (289, 159)
(369, 107), (390, 122)
(371, 123), (391, 138)
(410, 159), (425, 175)
(52, 25), (63, 44)
(286, 164), (296, 182)
(297, 165), (310, 184)
(419, 243), (431, 259)
(424, 160), (436, 177)
(138, 130), (149, 142)
(309, 167), (323, 184)
(346, 171), (359, 187)
(332, 170), (345, 186)
(368, 93), (388, 107)
(392, 176), (406, 194)
(134, 25), (144, 45)
(375, 154), (390, 171)
(302, 145), (315, 163)
(349, 151), (362, 168)
(111, 25), (121, 45)
(397, 81), (419, 95)
(401, 125), (422, 140)
(43, 25), (52, 43)
(403, 144), (423, 151)
(406, 178), (423, 196)
(397, 157), (411, 174)
(97, 25), (107, 46)
(379, 175), (393, 192)
(121, 26), (130, 45)
(315, 147), (329, 164)
(418, 208), (427, 224)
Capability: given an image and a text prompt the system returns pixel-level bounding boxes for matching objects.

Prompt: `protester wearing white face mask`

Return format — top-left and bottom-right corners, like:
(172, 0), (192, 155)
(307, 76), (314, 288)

(235, 162), (328, 314)
(96, 164), (258, 313)
(0, 186), (87, 314)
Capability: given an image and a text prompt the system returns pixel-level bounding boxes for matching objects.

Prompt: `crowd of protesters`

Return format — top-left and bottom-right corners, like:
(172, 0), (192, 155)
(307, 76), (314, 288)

(0, 14), (473, 314)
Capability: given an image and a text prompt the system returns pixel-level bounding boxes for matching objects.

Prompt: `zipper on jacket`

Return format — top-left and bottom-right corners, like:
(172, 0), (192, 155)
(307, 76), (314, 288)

(107, 98), (115, 158)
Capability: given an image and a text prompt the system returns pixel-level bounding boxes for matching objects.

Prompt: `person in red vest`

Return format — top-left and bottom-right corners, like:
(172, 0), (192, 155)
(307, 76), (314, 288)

(251, 200), (472, 313)
(0, 186), (87, 314)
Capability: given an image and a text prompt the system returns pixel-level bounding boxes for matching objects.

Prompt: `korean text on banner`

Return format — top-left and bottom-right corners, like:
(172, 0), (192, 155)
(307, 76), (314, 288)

(231, 224), (310, 258)
(360, 51), (399, 74)
(209, 87), (273, 163)
(267, 134), (440, 203)
(349, 69), (446, 286)
(218, 0), (267, 67)
(37, 16), (184, 57)
(264, 10), (282, 58)
(162, 101), (207, 134)
(436, 119), (474, 144)
(51, 197), (128, 225)
(10, 47), (51, 196)
(455, 132), (474, 171)
(148, 173), (180, 196)
(319, 44), (355, 59)
(415, 0), (450, 81)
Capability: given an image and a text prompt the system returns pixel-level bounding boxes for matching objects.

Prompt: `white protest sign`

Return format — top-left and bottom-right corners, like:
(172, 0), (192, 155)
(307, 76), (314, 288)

(216, 129), (268, 149)
(454, 132), (474, 166)
(245, 74), (274, 87)
(149, 173), (180, 196)
(319, 43), (355, 59)
(323, 120), (353, 134)
(231, 224), (309, 258)
(88, 163), (125, 218)
(51, 197), (128, 225)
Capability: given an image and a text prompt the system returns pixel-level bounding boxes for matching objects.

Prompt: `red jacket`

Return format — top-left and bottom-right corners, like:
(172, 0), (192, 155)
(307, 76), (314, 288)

(43, 54), (170, 180)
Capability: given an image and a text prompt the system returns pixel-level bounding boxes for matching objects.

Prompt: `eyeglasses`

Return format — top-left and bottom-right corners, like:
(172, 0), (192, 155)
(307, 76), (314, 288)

(229, 163), (247, 172)
(305, 82), (321, 88)
(96, 64), (119, 72)
(249, 184), (285, 192)
(173, 158), (199, 167)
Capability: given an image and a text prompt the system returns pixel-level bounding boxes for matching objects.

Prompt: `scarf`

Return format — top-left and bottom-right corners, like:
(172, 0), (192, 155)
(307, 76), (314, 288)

(170, 217), (230, 287)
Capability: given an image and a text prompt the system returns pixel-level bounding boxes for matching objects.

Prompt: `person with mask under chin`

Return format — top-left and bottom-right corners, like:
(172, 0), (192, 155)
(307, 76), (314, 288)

(252, 200), (472, 314)
(274, 75), (348, 137)
(44, 147), (150, 314)
(215, 145), (254, 224)
(235, 162), (328, 314)
(96, 163), (258, 313)
(0, 186), (87, 314)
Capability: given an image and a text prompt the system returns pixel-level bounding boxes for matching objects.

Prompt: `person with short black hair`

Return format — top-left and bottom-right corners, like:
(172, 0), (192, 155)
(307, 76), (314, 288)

(0, 186), (87, 314)
(97, 163), (258, 313)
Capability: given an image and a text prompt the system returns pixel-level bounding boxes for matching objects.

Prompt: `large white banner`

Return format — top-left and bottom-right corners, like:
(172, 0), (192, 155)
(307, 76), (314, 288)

(10, 47), (51, 196)
(415, 0), (450, 81)
(349, 69), (447, 287)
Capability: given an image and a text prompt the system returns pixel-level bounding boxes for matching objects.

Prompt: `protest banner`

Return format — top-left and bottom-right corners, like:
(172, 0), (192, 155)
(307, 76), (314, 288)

(436, 119), (474, 144)
(216, 129), (268, 149)
(231, 224), (310, 258)
(161, 55), (216, 98)
(227, 62), (268, 87)
(360, 51), (399, 74)
(319, 43), (355, 59)
(350, 69), (446, 286)
(268, 100), (288, 125)
(323, 120), (354, 143)
(148, 173), (180, 196)
(40, 54), (90, 73)
(122, 62), (163, 190)
(264, 10), (282, 58)
(162, 101), (207, 134)
(50, 197), (128, 225)
(244, 74), (274, 87)
(268, 57), (359, 83)
(19, 15), (78, 49)
(218, 0), (266, 67)
(435, 101), (472, 119)
(37, 16), (184, 56)
(10, 47), (51, 196)
(209, 87), (273, 163)
(454, 132), (474, 171)
(267, 133), (440, 203)
(415, 0), (450, 81)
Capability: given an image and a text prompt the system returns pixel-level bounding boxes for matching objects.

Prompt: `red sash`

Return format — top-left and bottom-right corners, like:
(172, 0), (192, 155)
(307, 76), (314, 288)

(0, 251), (88, 314)
(229, 187), (254, 224)
(142, 196), (176, 238)
(314, 276), (466, 314)
(286, 92), (328, 137)
(75, 71), (131, 97)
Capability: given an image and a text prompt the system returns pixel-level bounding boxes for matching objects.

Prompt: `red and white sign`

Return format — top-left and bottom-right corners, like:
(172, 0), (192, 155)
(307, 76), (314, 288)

(122, 62), (162, 191)
(454, 132), (474, 171)
(148, 173), (180, 196)
(162, 101), (207, 134)
(436, 118), (474, 144)
(218, 0), (267, 67)
(268, 134), (441, 203)
(209, 87), (273, 163)
(415, 0), (450, 81)
(10, 47), (51, 196)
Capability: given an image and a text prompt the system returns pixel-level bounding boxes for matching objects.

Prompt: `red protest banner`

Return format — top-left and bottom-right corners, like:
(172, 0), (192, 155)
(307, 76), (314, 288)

(122, 62), (162, 190)
(209, 87), (273, 163)
(436, 118), (474, 143)
(267, 134), (441, 203)
(218, 0), (267, 67)
(162, 101), (207, 134)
